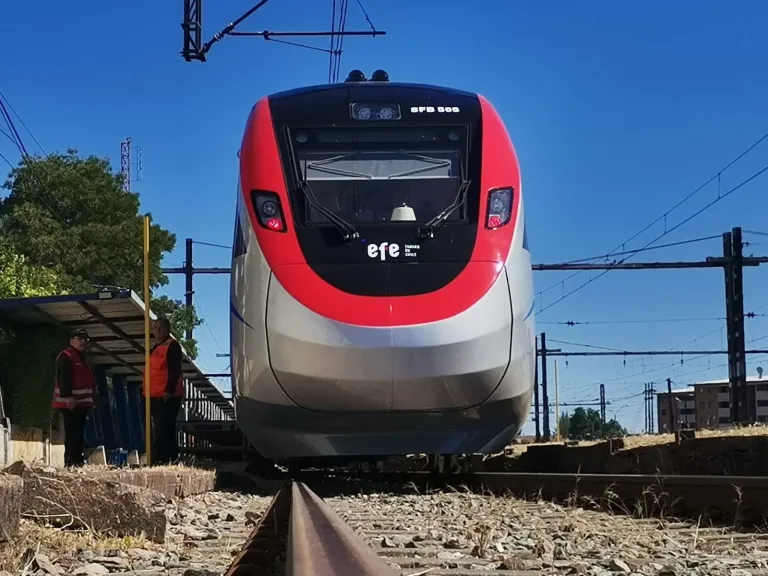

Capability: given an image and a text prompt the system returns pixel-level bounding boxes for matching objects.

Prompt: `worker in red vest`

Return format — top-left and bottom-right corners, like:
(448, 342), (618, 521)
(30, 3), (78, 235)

(52, 328), (96, 468)
(142, 318), (184, 465)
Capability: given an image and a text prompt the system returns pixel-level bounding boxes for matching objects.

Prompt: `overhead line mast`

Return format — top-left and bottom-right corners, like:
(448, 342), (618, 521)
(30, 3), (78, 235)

(181, 0), (385, 63)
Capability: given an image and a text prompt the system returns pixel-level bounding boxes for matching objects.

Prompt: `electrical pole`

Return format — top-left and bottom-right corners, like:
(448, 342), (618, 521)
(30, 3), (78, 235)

(732, 227), (748, 424)
(554, 359), (560, 441)
(533, 337), (541, 442)
(161, 238), (231, 341)
(643, 383), (648, 433)
(184, 239), (194, 340)
(120, 138), (131, 192)
(599, 383), (606, 425)
(538, 333), (562, 442)
(667, 378), (675, 433)
(540, 333), (550, 442)
(649, 382), (656, 433)
(724, 227), (749, 425)
(120, 138), (142, 193)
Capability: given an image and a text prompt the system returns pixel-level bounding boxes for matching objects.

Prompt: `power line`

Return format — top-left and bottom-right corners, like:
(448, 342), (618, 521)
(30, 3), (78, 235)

(539, 316), (731, 326)
(557, 234), (721, 265)
(0, 90), (45, 154)
(181, 0), (384, 63)
(535, 129), (768, 306)
(0, 150), (13, 169)
(193, 240), (231, 250)
(536, 164), (768, 314)
(0, 89), (146, 292)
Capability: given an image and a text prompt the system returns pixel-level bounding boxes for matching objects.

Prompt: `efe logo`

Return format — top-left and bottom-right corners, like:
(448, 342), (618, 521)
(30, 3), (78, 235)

(367, 242), (400, 261)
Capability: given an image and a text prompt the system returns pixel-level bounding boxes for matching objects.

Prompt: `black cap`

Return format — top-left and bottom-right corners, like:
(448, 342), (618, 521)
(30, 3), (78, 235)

(71, 328), (90, 340)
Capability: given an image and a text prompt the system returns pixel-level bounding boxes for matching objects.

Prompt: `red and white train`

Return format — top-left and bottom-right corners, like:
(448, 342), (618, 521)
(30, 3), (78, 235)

(230, 69), (535, 469)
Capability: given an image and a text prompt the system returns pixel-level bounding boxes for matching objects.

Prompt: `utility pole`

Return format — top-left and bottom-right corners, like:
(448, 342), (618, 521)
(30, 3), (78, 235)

(538, 333), (562, 442)
(120, 138), (142, 193)
(120, 138), (131, 192)
(599, 383), (606, 425)
(533, 337), (541, 442)
(540, 333), (550, 442)
(667, 378), (675, 433)
(723, 227), (749, 425)
(554, 359), (560, 441)
(184, 239), (194, 340)
(161, 238), (232, 341)
(649, 382), (656, 433)
(643, 383), (649, 433)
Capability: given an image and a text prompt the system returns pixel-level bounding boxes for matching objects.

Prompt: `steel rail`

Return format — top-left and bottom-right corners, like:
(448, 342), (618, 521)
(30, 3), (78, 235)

(224, 481), (399, 575)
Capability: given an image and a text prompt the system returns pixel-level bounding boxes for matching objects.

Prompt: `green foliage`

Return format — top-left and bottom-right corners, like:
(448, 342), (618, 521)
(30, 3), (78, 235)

(0, 149), (202, 423)
(1, 149), (174, 291)
(559, 407), (628, 440)
(0, 237), (64, 298)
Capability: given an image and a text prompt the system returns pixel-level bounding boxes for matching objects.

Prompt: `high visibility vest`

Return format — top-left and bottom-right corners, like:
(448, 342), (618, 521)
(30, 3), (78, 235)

(51, 347), (96, 410)
(142, 339), (184, 398)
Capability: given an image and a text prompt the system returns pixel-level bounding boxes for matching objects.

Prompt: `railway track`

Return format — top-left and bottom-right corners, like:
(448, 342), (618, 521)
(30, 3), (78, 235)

(223, 472), (768, 576)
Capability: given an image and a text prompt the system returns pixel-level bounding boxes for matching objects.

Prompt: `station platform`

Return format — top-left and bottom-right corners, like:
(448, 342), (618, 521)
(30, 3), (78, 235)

(0, 290), (236, 467)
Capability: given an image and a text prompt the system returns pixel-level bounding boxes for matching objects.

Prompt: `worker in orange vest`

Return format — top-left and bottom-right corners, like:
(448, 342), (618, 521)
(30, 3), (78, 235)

(52, 328), (96, 468)
(142, 318), (184, 465)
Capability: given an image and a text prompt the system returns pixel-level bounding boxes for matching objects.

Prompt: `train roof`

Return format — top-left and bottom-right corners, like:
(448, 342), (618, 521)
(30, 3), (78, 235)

(266, 81), (478, 102)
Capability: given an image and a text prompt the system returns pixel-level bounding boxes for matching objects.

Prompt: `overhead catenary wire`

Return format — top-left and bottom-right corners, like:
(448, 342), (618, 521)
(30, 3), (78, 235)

(536, 162), (768, 315)
(535, 129), (768, 306)
(0, 89), (152, 293)
(558, 234), (722, 265)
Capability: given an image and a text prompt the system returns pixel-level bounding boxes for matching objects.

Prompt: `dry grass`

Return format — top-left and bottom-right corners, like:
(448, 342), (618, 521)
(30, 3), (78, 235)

(76, 461), (207, 473)
(0, 520), (155, 574)
(503, 423), (768, 456)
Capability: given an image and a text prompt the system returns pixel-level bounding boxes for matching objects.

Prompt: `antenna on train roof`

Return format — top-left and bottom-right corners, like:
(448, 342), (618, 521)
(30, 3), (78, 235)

(371, 69), (389, 82)
(345, 69), (367, 83)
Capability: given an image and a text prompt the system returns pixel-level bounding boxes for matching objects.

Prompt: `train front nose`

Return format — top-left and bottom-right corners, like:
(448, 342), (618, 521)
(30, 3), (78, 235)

(265, 265), (512, 412)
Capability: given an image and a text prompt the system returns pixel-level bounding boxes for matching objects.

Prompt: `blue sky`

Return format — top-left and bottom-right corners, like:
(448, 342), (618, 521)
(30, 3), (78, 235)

(2, 0), (768, 435)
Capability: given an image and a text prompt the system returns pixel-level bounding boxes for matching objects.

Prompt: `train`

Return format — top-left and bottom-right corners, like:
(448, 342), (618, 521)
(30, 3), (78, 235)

(230, 69), (535, 471)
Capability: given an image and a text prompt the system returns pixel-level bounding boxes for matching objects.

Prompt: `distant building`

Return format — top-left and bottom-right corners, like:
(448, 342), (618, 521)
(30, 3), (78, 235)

(656, 387), (696, 432)
(692, 378), (768, 428)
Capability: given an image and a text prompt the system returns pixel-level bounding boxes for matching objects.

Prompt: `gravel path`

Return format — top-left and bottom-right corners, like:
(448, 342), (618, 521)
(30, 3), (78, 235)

(5, 487), (768, 576)
(329, 491), (768, 576)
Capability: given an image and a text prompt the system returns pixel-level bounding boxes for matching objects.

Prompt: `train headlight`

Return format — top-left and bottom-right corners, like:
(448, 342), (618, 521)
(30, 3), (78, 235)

(485, 187), (513, 230)
(261, 200), (278, 216)
(251, 191), (286, 233)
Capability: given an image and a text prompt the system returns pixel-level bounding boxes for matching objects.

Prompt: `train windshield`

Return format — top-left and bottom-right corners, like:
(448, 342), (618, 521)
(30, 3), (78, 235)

(288, 125), (469, 225)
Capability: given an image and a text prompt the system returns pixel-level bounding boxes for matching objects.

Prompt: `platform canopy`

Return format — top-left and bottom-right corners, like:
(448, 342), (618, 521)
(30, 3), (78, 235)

(0, 290), (234, 418)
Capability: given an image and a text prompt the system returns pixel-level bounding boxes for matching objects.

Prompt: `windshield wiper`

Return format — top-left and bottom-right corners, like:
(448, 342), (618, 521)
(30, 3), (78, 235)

(307, 154), (372, 179)
(417, 179), (471, 239)
(299, 180), (359, 241)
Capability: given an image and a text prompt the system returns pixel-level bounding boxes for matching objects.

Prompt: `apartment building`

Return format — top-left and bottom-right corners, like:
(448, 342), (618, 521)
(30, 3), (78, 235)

(656, 377), (768, 430)
(656, 387), (696, 432)
(692, 377), (768, 428)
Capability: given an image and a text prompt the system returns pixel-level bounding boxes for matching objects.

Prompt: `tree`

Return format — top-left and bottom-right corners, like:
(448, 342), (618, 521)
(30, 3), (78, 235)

(566, 407), (628, 440)
(558, 411), (570, 439)
(0, 150), (201, 355)
(0, 237), (64, 298)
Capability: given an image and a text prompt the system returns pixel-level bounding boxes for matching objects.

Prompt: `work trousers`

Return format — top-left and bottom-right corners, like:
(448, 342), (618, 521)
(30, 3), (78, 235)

(149, 397), (182, 465)
(61, 407), (89, 468)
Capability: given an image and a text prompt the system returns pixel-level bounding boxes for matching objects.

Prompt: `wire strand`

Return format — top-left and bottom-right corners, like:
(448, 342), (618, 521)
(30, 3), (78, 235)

(536, 129), (768, 300)
(536, 162), (768, 315)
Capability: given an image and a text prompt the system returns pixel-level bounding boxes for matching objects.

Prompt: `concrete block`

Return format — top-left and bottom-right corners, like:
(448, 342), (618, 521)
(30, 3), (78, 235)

(0, 473), (23, 541)
(86, 446), (107, 466)
(127, 450), (140, 466)
(4, 461), (167, 543)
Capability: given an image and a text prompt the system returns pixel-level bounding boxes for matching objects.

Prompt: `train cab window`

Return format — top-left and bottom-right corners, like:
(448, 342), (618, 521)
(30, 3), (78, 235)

(286, 126), (471, 225)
